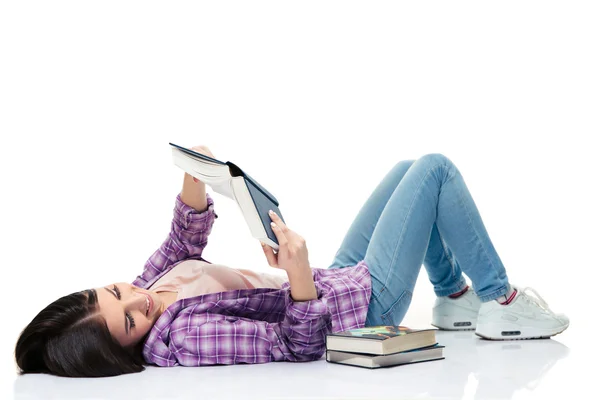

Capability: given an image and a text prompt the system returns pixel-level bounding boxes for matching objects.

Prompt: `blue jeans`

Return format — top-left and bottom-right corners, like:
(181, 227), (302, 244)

(327, 153), (509, 327)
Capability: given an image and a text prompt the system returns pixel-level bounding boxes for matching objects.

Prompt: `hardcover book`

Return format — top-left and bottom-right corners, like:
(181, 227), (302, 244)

(326, 325), (438, 355)
(326, 344), (445, 369)
(169, 142), (285, 250)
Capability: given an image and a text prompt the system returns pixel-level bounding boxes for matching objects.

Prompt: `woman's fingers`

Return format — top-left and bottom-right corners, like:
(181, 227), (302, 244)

(269, 210), (289, 234)
(269, 210), (288, 247)
(261, 242), (279, 268)
(190, 145), (215, 159)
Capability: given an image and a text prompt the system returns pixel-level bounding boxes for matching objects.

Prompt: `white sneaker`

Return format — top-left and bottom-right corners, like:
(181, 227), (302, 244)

(432, 287), (481, 330)
(475, 286), (570, 340)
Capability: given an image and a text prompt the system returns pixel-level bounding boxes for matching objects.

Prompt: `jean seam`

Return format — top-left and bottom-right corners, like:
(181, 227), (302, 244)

(449, 164), (503, 289)
(370, 273), (385, 300)
(381, 289), (412, 324)
(381, 162), (449, 293)
(438, 226), (465, 292)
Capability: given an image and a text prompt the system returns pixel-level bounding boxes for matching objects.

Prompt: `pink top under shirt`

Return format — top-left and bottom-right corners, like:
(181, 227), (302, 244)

(148, 259), (289, 301)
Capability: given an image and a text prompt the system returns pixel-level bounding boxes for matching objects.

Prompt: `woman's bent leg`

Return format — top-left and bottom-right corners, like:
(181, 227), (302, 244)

(423, 222), (468, 297)
(327, 159), (416, 270)
(328, 159), (468, 298)
(364, 153), (509, 327)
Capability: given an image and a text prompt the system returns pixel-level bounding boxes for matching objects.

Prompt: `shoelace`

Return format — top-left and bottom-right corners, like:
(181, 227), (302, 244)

(520, 286), (553, 314)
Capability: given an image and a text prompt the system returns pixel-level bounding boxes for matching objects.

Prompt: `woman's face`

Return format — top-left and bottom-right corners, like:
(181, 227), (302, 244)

(95, 282), (164, 347)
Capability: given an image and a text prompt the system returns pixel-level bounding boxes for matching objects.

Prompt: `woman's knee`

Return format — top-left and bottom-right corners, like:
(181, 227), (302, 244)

(393, 159), (417, 174)
(392, 154), (458, 182)
(419, 153), (457, 171)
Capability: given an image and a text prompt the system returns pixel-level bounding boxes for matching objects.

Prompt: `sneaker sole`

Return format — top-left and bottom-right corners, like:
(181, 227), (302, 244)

(475, 322), (569, 340)
(432, 323), (476, 331)
(431, 315), (477, 331)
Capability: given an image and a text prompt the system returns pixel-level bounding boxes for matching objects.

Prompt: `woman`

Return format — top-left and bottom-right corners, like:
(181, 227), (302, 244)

(14, 146), (569, 377)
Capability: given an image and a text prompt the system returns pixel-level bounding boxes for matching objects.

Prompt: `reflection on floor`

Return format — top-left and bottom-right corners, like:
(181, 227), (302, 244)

(11, 330), (577, 400)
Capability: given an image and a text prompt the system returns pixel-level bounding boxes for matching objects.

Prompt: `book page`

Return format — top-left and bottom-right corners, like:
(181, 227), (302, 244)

(172, 149), (234, 200)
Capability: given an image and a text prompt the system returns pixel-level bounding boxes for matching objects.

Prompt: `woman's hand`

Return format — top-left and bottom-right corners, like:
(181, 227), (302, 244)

(261, 210), (311, 276)
(189, 145), (215, 183)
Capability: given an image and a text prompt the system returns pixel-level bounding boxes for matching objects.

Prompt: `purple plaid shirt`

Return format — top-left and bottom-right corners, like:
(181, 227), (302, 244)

(132, 192), (372, 366)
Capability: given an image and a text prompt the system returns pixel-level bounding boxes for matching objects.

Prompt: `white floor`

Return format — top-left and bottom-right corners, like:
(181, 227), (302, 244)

(6, 326), (593, 400)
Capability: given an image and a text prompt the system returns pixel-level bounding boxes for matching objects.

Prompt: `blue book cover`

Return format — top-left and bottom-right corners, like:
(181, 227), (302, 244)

(169, 142), (285, 247)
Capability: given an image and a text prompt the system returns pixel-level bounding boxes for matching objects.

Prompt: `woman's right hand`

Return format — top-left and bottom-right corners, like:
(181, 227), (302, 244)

(260, 210), (311, 276)
(189, 145), (215, 183)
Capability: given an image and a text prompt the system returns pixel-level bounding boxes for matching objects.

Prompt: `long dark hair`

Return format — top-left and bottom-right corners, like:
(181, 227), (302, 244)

(15, 289), (147, 377)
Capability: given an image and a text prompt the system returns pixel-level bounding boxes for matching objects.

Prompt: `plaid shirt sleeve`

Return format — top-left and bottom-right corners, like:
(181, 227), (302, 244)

(173, 287), (332, 365)
(132, 192), (217, 287)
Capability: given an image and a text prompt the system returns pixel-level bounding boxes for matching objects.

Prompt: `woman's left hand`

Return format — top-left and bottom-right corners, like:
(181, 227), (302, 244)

(189, 145), (215, 183)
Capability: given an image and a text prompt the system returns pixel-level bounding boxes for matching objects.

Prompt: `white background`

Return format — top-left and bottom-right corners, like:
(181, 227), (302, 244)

(1, 1), (598, 399)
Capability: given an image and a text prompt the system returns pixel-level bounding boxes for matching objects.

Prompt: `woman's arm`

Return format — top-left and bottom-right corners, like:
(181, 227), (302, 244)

(180, 145), (216, 212)
(131, 145), (219, 288)
(173, 286), (332, 366)
(131, 191), (216, 288)
(287, 267), (318, 301)
(180, 172), (208, 212)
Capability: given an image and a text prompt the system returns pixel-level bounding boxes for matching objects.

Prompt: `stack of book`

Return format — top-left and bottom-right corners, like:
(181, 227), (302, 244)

(325, 326), (444, 369)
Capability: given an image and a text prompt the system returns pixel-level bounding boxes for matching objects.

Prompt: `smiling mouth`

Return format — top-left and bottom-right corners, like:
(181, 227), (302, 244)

(144, 293), (152, 316)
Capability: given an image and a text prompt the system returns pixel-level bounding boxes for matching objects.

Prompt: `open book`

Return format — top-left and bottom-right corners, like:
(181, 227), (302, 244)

(169, 142), (285, 250)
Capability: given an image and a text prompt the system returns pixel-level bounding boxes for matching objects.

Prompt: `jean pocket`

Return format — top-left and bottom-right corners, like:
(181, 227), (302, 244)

(380, 290), (412, 326)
